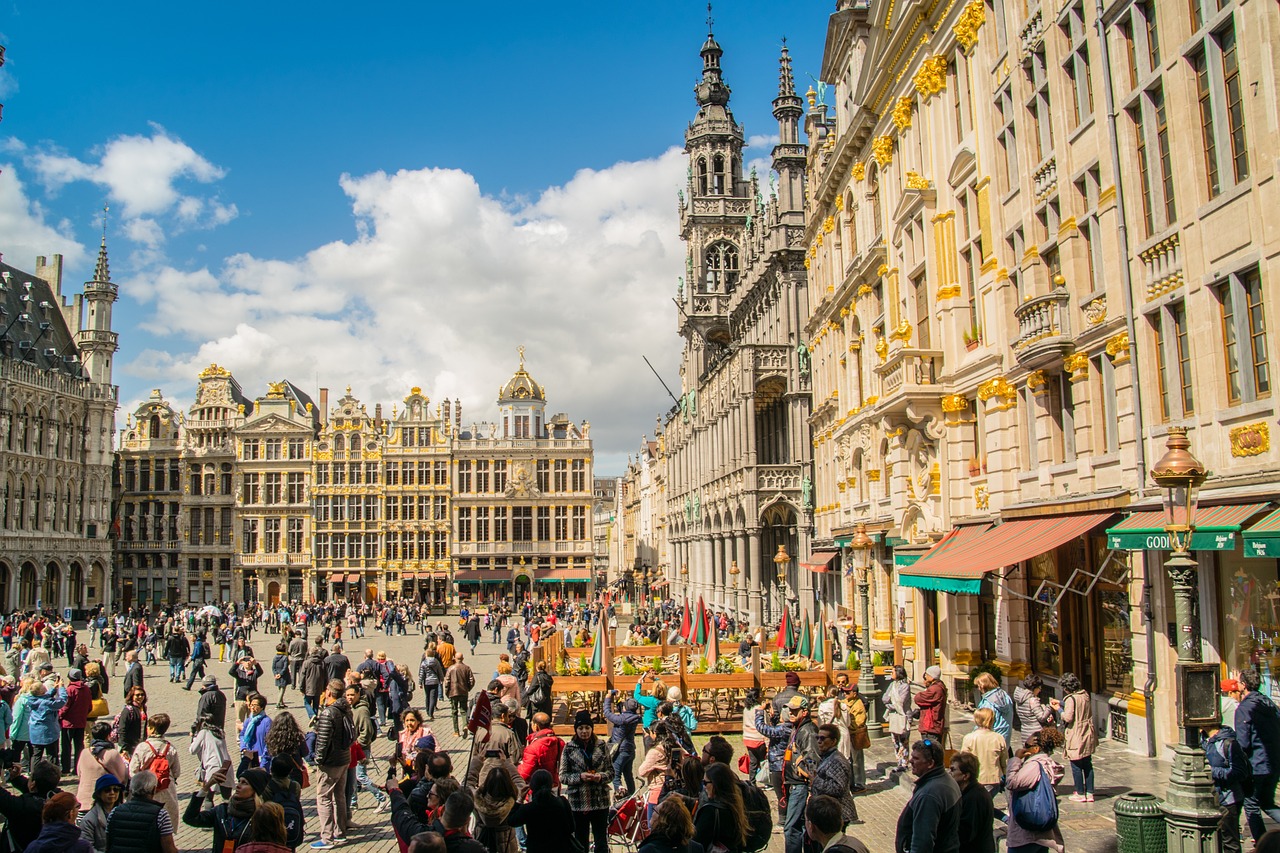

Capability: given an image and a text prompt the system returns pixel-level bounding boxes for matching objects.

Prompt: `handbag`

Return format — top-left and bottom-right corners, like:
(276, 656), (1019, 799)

(942, 732), (958, 768)
(89, 697), (110, 719)
(852, 724), (871, 751)
(1011, 763), (1059, 831)
(737, 752), (751, 774)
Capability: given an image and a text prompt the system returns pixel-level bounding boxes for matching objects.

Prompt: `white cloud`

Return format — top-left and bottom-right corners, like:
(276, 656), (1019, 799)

(124, 150), (689, 473)
(29, 126), (236, 238)
(0, 164), (88, 271)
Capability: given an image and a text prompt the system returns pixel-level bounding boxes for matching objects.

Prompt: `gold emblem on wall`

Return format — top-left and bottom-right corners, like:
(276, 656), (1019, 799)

(953, 0), (986, 54)
(1063, 352), (1089, 380)
(852, 162), (866, 181)
(1083, 297), (1107, 326)
(913, 55), (948, 100)
(892, 96), (913, 131)
(1105, 331), (1131, 364)
(872, 136), (895, 167)
(1230, 422), (1270, 458)
(974, 485), (990, 510)
(977, 377), (1017, 410)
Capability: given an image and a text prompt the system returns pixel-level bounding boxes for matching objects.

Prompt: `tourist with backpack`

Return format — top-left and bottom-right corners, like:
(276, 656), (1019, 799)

(183, 766), (270, 853)
(692, 762), (749, 853)
(265, 756), (307, 850)
(128, 713), (182, 828)
(1205, 717), (1251, 853)
(1005, 727), (1065, 853)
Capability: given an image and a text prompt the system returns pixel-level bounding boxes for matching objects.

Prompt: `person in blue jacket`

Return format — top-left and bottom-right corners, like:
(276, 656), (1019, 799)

(237, 692), (272, 776)
(1236, 667), (1280, 841)
(1204, 720), (1250, 853)
(25, 678), (68, 766)
(754, 702), (795, 822)
(604, 691), (642, 797)
(633, 672), (666, 749)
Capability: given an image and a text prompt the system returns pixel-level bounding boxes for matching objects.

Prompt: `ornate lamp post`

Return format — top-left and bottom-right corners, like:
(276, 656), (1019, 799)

(729, 559), (741, 623)
(774, 544), (795, 633)
(848, 523), (884, 738)
(1151, 427), (1219, 850)
(680, 563), (689, 600)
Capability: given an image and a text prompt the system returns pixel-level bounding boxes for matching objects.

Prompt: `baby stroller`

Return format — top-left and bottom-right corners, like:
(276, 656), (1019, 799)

(608, 786), (649, 853)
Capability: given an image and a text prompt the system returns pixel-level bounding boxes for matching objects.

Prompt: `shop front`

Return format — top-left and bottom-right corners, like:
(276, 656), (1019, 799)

(536, 566), (592, 602)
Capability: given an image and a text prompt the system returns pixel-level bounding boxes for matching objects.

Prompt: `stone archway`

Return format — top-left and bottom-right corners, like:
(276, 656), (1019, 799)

(0, 564), (10, 613)
(267, 581), (281, 607)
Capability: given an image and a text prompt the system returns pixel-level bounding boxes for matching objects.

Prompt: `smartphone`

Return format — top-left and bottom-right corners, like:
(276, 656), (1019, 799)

(484, 749), (501, 759)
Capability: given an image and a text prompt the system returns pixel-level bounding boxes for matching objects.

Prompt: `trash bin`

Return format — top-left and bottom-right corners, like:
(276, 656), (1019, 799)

(1114, 792), (1167, 853)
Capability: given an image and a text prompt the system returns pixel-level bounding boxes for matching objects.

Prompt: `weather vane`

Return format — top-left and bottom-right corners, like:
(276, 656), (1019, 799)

(707, 2), (713, 33)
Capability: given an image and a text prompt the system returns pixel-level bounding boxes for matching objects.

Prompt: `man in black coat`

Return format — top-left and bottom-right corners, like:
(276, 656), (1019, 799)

(325, 643), (352, 683)
(121, 650), (145, 699)
(195, 675), (228, 731)
(1237, 667), (1280, 840)
(0, 760), (63, 852)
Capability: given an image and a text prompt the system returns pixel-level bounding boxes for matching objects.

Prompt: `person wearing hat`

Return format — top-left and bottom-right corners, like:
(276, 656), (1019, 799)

(60, 668), (93, 775)
(781, 695), (819, 853)
(774, 671), (802, 715)
(914, 666), (948, 744)
(1223, 678), (1244, 729)
(196, 675), (228, 731)
(561, 709), (611, 853)
(77, 772), (124, 853)
(184, 764), (269, 853)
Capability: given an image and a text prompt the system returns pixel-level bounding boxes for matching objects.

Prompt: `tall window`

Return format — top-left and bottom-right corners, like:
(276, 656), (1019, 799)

(995, 85), (1018, 194)
(1192, 22), (1249, 199)
(912, 274), (930, 349)
(1047, 374), (1076, 464)
(1217, 268), (1270, 404)
(264, 518), (281, 553)
(1024, 48), (1053, 163)
(572, 506), (587, 540)
(243, 474), (260, 505)
(457, 461), (471, 493)
(536, 507), (551, 541)
(241, 439), (260, 461)
(458, 508), (472, 542)
(242, 519), (259, 554)
(287, 438), (305, 459)
(1060, 2), (1093, 128)
(1189, 0), (1228, 32)
(553, 460), (568, 492)
(1152, 312), (1172, 420)
(1130, 83), (1175, 237)
(536, 461), (550, 492)
(1173, 301), (1194, 415)
(494, 507), (508, 542)
(476, 461), (490, 493)
(512, 507), (533, 541)
(704, 242), (740, 293)
(554, 506), (568, 540)
(476, 508), (490, 542)
(265, 439), (282, 460)
(1075, 168), (1104, 292)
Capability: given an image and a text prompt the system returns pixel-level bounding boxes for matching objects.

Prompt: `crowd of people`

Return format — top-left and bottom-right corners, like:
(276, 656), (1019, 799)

(11, 598), (1280, 853)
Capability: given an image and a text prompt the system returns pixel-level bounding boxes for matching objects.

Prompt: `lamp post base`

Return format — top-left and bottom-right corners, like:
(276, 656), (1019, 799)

(857, 672), (886, 740)
(1159, 742), (1222, 853)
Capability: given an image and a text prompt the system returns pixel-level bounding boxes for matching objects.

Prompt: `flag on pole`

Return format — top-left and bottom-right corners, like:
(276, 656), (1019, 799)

(798, 610), (812, 658)
(589, 617), (605, 673)
(467, 689), (492, 742)
(812, 615), (826, 664)
(694, 596), (707, 645)
(775, 607), (792, 654)
(679, 600), (692, 641)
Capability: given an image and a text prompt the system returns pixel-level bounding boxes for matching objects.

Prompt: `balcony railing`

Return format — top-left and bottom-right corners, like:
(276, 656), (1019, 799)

(1012, 287), (1072, 367)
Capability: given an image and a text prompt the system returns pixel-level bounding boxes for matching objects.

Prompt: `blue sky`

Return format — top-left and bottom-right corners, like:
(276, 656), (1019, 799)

(0, 1), (828, 474)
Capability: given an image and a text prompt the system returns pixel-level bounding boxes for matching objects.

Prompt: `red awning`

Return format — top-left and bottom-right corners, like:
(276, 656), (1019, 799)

(900, 511), (1115, 581)
(347, 573), (362, 584)
(802, 552), (837, 573)
(400, 572), (417, 581)
(1107, 502), (1272, 532)
(535, 568), (591, 582)
(651, 578), (670, 590)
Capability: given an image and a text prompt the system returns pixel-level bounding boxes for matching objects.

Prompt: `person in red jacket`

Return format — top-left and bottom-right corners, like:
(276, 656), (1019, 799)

(59, 669), (93, 774)
(517, 713), (565, 787)
(914, 666), (948, 742)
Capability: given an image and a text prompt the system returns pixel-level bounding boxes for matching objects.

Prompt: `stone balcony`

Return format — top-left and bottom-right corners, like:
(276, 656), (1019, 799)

(1013, 287), (1073, 370)
(755, 464), (803, 492)
(874, 347), (944, 412)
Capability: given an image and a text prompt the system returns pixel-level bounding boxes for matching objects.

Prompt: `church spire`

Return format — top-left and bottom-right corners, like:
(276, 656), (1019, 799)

(777, 37), (796, 98)
(695, 3), (730, 108)
(771, 39), (807, 217)
(93, 205), (111, 283)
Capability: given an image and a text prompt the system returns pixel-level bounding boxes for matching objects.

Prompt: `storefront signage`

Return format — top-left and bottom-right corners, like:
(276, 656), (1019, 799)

(1245, 538), (1280, 558)
(1106, 530), (1237, 551)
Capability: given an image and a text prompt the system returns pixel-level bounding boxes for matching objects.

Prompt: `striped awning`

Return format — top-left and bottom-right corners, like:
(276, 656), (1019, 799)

(1106, 503), (1271, 551)
(1244, 507), (1280, 558)
(535, 568), (591, 583)
(898, 512), (1114, 594)
(346, 573), (361, 584)
(400, 572), (417, 581)
(802, 551), (837, 574)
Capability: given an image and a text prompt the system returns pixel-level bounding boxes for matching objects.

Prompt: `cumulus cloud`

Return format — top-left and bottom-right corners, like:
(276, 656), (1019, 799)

(29, 125), (236, 239)
(125, 150), (689, 473)
(0, 164), (88, 271)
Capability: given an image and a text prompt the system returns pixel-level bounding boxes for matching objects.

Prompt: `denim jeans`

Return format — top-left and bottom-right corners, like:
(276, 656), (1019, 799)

(783, 783), (809, 853)
(1246, 773), (1280, 840)
(304, 695), (318, 720)
(168, 655), (185, 681)
(375, 692), (391, 726)
(611, 746), (635, 796)
(424, 685), (439, 718)
(1070, 755), (1094, 795)
(351, 759), (387, 804)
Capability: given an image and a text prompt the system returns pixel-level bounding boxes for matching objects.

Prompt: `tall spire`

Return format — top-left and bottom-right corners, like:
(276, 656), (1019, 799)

(695, 3), (729, 107)
(778, 37), (796, 98)
(94, 204), (111, 283)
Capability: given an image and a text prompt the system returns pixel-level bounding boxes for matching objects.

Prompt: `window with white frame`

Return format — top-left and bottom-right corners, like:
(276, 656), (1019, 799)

(1216, 267), (1270, 405)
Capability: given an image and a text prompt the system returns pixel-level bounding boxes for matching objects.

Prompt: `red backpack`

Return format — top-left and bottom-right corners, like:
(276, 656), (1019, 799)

(145, 742), (173, 791)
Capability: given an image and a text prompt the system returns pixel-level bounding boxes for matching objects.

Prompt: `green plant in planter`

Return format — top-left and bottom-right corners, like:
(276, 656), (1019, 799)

(651, 657), (665, 675)
(963, 324), (982, 346)
(873, 650), (893, 667)
(577, 655), (592, 675)
(621, 659), (638, 677)
(770, 651), (784, 672)
(692, 656), (709, 674)
(967, 660), (1005, 690)
(714, 656), (738, 674)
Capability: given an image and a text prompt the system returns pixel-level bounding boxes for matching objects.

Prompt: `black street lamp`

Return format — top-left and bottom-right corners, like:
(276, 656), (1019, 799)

(1151, 427), (1219, 848)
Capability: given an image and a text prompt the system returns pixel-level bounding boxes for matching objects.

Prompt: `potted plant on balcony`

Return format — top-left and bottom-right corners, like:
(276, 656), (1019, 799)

(963, 324), (982, 351)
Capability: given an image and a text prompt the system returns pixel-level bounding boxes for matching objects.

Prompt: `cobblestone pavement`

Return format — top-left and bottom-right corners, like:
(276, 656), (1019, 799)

(103, 623), (1174, 852)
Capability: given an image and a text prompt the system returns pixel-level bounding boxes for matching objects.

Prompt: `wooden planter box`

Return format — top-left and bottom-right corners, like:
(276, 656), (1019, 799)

(684, 673), (755, 690)
(551, 675), (609, 692)
(759, 671), (829, 689)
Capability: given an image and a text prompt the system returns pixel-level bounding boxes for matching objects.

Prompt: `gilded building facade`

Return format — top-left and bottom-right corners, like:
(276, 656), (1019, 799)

(452, 356), (595, 604)
(233, 382), (318, 604)
(0, 249), (117, 613)
(806, 0), (1280, 756)
(383, 388), (452, 606)
(662, 27), (827, 627)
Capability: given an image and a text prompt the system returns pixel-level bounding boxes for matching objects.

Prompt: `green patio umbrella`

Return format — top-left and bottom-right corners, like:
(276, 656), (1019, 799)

(812, 614), (826, 664)
(589, 610), (605, 673)
(798, 610), (812, 658)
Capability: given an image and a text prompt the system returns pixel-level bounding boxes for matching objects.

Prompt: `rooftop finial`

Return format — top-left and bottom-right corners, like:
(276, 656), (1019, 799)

(94, 203), (111, 282)
(778, 38), (795, 97)
(518, 345), (525, 368)
(707, 2), (714, 35)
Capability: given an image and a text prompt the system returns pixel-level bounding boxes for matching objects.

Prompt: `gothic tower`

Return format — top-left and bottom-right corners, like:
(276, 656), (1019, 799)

(676, 18), (749, 383)
(77, 235), (118, 388)
(772, 42), (806, 221)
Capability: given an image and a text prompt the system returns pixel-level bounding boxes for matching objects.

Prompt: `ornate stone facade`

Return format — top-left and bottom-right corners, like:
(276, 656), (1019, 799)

(0, 249), (116, 613)
(661, 27), (823, 626)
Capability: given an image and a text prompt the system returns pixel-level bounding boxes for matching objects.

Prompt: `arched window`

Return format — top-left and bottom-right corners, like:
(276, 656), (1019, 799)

(697, 158), (709, 195)
(712, 155), (726, 195)
(149, 415), (161, 438)
(704, 242), (740, 293)
(32, 485), (42, 530)
(334, 433), (345, 452)
(15, 484), (25, 530)
(64, 487), (73, 531)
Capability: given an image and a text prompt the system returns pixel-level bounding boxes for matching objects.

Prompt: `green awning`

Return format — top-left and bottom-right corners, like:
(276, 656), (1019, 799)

(834, 531), (883, 548)
(897, 573), (983, 594)
(1106, 503), (1271, 551)
(1244, 508), (1280, 558)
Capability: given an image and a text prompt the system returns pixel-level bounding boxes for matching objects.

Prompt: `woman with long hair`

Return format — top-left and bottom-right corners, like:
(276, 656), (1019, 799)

(638, 796), (704, 853)
(263, 710), (306, 782)
(693, 763), (749, 853)
(509, 768), (572, 853)
(674, 754), (704, 810)
(395, 709), (431, 775)
(237, 801), (292, 853)
(1059, 672), (1097, 803)
(115, 685), (147, 758)
(883, 665), (912, 772)
(974, 671), (1014, 748)
(473, 764), (521, 853)
(637, 720), (682, 822)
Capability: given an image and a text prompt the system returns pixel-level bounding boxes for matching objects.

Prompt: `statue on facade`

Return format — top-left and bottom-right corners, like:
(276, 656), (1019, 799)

(802, 475), (814, 510)
(796, 341), (811, 376)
